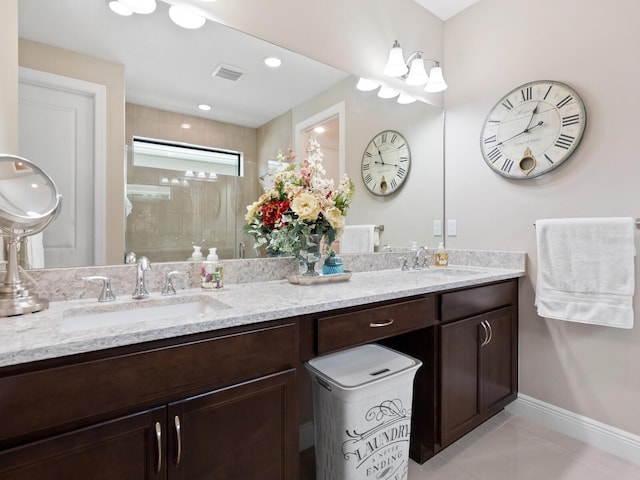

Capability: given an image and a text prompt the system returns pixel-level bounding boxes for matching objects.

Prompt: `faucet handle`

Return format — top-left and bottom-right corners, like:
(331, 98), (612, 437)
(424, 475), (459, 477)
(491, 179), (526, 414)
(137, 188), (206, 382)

(162, 270), (187, 296)
(400, 258), (409, 271)
(82, 275), (116, 302)
(137, 256), (151, 270)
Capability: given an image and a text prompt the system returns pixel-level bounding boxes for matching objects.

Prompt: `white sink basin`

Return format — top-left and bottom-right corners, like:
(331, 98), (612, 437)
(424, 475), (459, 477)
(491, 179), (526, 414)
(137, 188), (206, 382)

(61, 295), (230, 332)
(405, 267), (487, 276)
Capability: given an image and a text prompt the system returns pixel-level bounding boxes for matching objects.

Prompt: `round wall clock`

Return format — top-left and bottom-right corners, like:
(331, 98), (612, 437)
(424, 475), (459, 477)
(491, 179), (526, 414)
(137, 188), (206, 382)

(479, 80), (586, 179)
(361, 130), (411, 196)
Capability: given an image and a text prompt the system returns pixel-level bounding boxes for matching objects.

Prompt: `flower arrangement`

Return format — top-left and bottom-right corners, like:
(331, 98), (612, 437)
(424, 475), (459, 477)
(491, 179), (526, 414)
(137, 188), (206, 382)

(243, 138), (355, 258)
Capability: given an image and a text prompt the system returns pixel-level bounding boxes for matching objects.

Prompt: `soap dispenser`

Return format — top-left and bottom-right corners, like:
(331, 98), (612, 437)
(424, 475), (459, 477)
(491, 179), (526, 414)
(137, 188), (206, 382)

(201, 247), (223, 289)
(435, 242), (449, 268)
(190, 245), (203, 262)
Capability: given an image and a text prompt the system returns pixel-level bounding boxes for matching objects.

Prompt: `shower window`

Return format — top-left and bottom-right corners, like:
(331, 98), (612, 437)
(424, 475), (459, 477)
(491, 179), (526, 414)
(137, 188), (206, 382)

(125, 137), (243, 262)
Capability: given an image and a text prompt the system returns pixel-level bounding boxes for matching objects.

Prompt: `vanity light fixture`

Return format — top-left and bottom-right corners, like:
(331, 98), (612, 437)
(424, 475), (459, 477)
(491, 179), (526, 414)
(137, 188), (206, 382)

(168, 4), (206, 29)
(118, 0), (156, 14)
(383, 40), (448, 93)
(108, 1), (133, 16)
(108, 0), (206, 29)
(356, 78), (379, 91)
(377, 85), (400, 99)
(397, 93), (417, 104)
(264, 57), (282, 68)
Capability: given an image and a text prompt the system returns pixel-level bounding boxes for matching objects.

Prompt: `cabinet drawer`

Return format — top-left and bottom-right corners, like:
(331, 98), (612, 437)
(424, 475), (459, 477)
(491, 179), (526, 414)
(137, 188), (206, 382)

(317, 296), (436, 354)
(440, 280), (516, 323)
(0, 322), (296, 446)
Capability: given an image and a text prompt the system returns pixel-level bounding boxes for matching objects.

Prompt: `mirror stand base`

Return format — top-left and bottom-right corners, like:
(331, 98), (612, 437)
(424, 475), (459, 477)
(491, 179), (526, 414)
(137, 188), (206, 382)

(0, 292), (49, 318)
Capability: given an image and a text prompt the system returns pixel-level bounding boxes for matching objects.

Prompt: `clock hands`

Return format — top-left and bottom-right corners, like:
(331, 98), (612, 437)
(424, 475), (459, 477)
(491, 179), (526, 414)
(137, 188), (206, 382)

(524, 102), (539, 131)
(374, 160), (399, 167)
(373, 140), (386, 165)
(497, 120), (544, 146)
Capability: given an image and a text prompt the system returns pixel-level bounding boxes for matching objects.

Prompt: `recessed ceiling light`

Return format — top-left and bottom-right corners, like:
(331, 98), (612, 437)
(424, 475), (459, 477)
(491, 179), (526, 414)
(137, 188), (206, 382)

(108, 1), (133, 16)
(168, 5), (206, 29)
(119, 0), (156, 14)
(180, 123), (191, 129)
(313, 126), (326, 134)
(264, 57), (282, 68)
(198, 103), (212, 111)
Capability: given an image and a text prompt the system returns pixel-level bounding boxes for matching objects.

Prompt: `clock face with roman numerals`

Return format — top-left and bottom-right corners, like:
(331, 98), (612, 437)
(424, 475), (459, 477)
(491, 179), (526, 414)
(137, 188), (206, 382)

(361, 130), (411, 196)
(480, 80), (586, 179)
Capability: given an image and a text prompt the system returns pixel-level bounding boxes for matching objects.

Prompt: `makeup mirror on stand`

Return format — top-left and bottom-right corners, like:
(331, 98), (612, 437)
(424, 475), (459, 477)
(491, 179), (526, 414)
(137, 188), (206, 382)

(0, 155), (62, 316)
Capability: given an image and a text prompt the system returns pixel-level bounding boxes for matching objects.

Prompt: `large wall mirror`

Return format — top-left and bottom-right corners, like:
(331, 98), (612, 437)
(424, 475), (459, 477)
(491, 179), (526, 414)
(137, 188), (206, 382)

(16, 0), (443, 269)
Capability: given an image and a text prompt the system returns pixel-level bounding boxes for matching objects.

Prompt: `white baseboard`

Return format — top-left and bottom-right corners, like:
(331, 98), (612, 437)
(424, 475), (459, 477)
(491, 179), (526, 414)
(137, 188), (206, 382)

(299, 421), (315, 452)
(506, 394), (640, 465)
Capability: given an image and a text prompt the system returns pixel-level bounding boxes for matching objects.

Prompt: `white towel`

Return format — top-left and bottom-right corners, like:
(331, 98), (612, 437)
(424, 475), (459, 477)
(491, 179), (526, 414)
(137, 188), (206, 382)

(340, 225), (378, 253)
(535, 217), (635, 329)
(25, 232), (45, 269)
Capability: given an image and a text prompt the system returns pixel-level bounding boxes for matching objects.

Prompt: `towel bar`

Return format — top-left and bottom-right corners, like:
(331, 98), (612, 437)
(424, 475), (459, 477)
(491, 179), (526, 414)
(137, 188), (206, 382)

(534, 219), (640, 229)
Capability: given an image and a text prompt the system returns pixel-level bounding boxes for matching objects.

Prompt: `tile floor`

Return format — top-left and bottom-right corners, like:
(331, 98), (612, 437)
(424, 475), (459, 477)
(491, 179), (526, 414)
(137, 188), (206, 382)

(301, 411), (640, 479)
(408, 411), (640, 480)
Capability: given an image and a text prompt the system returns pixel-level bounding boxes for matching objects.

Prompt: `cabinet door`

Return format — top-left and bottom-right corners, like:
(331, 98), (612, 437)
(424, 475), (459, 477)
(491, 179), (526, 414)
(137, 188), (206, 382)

(167, 369), (297, 480)
(439, 316), (484, 447)
(481, 306), (517, 415)
(0, 407), (166, 480)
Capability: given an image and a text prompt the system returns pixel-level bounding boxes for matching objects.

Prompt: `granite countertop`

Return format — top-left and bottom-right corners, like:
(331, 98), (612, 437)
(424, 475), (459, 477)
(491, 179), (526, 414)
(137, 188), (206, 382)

(0, 265), (524, 368)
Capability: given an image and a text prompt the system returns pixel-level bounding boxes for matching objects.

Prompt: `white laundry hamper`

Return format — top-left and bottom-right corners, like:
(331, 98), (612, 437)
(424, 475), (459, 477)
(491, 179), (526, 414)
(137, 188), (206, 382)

(305, 344), (422, 480)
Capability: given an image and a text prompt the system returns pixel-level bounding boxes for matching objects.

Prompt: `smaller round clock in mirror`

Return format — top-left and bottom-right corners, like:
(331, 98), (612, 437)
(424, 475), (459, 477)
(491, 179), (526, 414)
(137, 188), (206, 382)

(479, 80), (586, 179)
(361, 130), (411, 196)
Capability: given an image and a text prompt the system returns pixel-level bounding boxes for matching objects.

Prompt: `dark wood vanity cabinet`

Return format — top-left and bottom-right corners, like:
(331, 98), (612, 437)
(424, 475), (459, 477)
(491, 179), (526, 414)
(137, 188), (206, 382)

(439, 280), (518, 449)
(382, 279), (518, 464)
(0, 321), (298, 480)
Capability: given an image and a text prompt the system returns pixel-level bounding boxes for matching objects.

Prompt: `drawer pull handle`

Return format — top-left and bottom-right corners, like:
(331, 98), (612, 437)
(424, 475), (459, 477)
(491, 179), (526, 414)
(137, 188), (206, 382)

(370, 319), (394, 328)
(480, 321), (489, 347)
(174, 415), (182, 466)
(486, 320), (493, 345)
(155, 421), (162, 474)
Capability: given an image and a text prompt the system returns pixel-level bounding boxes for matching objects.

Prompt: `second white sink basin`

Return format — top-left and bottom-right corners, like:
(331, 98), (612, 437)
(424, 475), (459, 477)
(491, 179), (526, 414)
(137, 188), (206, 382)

(62, 295), (230, 332)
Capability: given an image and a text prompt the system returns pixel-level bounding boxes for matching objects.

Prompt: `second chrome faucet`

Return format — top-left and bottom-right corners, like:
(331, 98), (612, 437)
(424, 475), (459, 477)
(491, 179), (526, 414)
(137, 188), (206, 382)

(132, 256), (151, 299)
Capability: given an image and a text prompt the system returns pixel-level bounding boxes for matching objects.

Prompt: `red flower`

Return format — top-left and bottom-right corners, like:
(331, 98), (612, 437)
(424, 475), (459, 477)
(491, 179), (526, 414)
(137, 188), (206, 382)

(261, 199), (290, 227)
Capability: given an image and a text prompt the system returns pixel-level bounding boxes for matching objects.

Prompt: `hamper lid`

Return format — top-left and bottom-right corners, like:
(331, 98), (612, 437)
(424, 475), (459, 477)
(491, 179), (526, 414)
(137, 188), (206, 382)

(305, 344), (420, 390)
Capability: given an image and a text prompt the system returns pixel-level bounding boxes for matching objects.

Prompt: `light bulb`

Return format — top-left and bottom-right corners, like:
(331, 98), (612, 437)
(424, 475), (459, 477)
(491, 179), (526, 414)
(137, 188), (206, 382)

(169, 5), (206, 29)
(356, 78), (379, 91)
(383, 41), (408, 77)
(119, 0), (156, 14)
(378, 86), (400, 99)
(424, 66), (448, 92)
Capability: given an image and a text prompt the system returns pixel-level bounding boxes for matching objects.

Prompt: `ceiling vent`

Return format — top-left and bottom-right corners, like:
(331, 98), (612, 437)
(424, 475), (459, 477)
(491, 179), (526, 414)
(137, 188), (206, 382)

(211, 64), (246, 82)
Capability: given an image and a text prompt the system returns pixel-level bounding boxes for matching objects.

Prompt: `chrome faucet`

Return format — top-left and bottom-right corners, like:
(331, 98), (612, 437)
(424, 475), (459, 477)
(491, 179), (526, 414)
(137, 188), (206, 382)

(82, 275), (116, 302)
(161, 270), (187, 296)
(132, 256), (151, 299)
(413, 246), (430, 269)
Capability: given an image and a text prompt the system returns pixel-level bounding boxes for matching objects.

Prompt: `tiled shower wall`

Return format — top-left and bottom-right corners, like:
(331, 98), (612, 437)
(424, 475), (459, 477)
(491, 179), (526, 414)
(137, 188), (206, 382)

(125, 104), (261, 261)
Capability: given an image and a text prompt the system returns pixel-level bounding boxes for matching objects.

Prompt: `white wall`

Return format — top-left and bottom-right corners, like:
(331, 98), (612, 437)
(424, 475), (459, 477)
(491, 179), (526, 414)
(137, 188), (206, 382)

(0, 0), (18, 153)
(444, 0), (640, 434)
(292, 77), (444, 249)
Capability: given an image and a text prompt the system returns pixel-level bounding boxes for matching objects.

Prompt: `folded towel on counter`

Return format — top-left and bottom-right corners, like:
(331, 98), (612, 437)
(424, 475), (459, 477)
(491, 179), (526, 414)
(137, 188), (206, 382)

(340, 225), (379, 253)
(535, 217), (636, 329)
